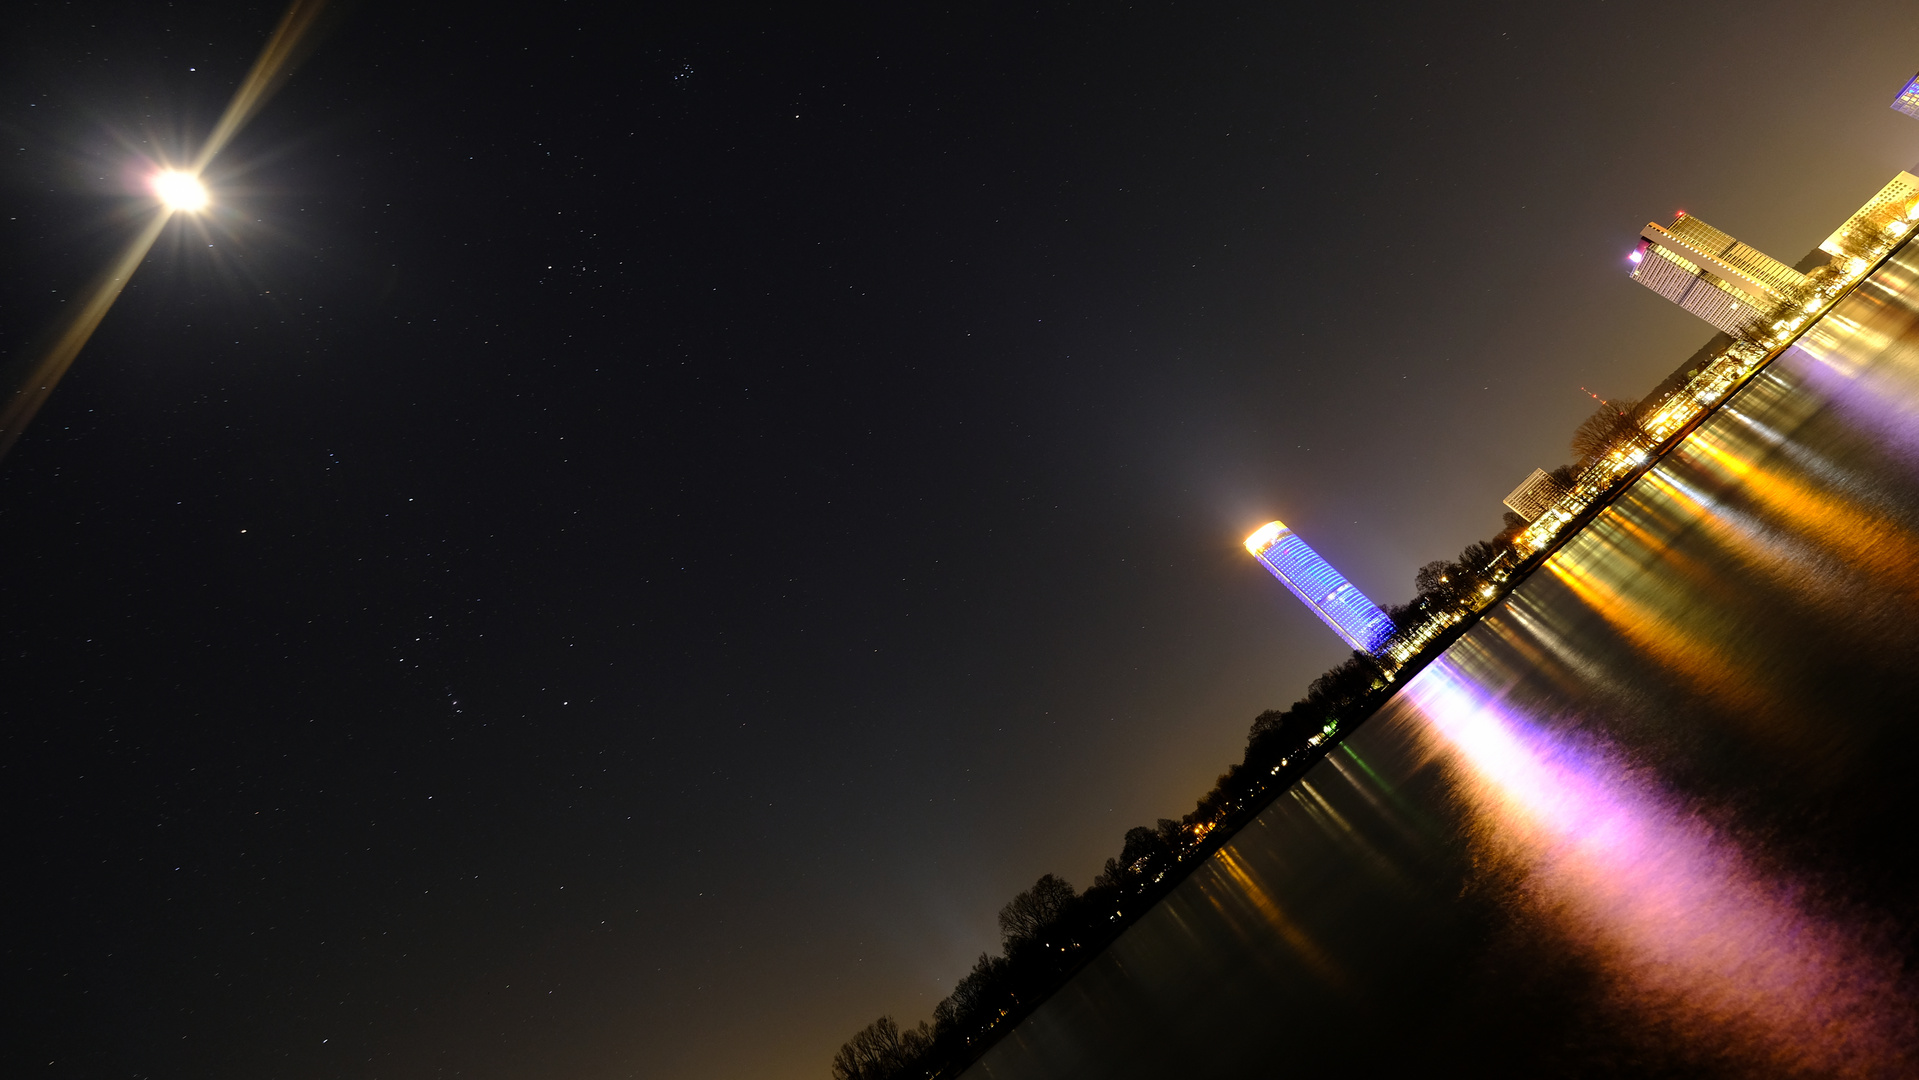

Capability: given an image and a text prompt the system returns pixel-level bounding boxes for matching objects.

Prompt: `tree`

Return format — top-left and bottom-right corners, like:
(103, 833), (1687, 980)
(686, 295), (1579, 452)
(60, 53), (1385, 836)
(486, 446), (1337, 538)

(1115, 824), (1174, 884)
(1826, 200), (1906, 262)
(1415, 559), (1457, 600)
(831, 1016), (932, 1080)
(997, 874), (1077, 951)
(1459, 540), (1504, 571)
(1307, 653), (1381, 707)
(932, 953), (1009, 1037)
(1570, 399), (1645, 463)
(1189, 772), (1237, 823)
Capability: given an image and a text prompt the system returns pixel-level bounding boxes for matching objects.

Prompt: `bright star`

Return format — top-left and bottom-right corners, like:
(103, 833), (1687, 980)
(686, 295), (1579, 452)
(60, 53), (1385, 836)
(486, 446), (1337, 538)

(151, 170), (209, 212)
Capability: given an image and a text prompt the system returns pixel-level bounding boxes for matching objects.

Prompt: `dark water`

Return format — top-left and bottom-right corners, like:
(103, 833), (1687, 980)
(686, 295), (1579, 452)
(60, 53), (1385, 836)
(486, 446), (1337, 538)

(965, 244), (1919, 1079)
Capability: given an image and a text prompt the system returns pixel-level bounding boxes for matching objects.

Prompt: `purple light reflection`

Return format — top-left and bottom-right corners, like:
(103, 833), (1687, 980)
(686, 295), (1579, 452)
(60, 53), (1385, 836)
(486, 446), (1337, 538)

(1403, 657), (1914, 1074)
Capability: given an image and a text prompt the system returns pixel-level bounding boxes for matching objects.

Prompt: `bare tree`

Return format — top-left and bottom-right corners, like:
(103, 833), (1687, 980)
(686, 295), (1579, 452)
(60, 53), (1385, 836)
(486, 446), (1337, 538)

(996, 874), (1077, 950)
(1570, 399), (1644, 463)
(931, 952), (1008, 1036)
(1827, 200), (1908, 262)
(1414, 559), (1456, 599)
(830, 1016), (932, 1080)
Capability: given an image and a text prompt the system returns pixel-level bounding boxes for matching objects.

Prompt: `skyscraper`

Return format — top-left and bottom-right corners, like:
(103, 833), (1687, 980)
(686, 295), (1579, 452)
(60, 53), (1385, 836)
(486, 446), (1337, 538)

(1630, 213), (1806, 335)
(1893, 71), (1919, 120)
(1244, 520), (1395, 653)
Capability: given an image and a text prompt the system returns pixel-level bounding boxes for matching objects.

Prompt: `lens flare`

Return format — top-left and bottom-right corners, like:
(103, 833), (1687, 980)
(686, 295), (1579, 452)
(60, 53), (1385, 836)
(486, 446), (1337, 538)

(0, 0), (329, 462)
(151, 170), (209, 212)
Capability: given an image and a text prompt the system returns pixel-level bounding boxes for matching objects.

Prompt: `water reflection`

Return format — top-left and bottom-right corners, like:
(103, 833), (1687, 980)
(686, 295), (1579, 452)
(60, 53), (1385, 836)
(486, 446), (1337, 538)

(968, 241), (1919, 1079)
(1405, 653), (1912, 1075)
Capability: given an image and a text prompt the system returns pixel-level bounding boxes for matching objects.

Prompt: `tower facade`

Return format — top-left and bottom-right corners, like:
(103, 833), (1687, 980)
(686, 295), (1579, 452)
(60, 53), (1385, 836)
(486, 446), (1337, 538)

(1244, 520), (1395, 653)
(1893, 72), (1919, 120)
(1630, 213), (1806, 335)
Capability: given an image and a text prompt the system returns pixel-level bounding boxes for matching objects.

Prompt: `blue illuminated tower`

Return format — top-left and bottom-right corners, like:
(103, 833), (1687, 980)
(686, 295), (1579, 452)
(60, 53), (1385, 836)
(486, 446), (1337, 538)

(1244, 520), (1395, 652)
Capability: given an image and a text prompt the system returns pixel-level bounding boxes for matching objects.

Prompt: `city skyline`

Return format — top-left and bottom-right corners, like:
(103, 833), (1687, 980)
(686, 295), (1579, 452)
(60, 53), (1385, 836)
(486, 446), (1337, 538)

(9, 4), (1919, 1079)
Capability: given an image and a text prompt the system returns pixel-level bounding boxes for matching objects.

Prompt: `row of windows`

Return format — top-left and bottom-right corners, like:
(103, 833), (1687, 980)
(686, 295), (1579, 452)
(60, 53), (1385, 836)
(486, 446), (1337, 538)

(1633, 246), (1765, 335)
(1256, 539), (1393, 651)
(1664, 218), (1805, 296)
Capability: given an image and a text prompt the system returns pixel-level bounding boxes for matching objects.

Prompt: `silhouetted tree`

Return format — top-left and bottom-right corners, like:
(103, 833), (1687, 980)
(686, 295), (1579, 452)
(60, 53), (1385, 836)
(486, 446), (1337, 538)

(1308, 652), (1382, 707)
(1458, 540), (1504, 571)
(1415, 559), (1459, 603)
(1115, 823), (1175, 885)
(1189, 771), (1239, 823)
(831, 1016), (932, 1080)
(932, 952), (1009, 1037)
(997, 875), (1076, 951)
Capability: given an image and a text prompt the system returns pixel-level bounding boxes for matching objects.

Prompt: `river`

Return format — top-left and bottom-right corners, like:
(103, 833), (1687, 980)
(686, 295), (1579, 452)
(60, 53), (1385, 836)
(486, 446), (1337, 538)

(963, 241), (1919, 1078)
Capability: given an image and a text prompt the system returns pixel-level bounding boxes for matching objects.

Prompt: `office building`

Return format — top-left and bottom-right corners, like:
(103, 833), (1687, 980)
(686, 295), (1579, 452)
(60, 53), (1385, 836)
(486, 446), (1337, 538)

(1244, 520), (1395, 653)
(1630, 213), (1805, 334)
(1502, 468), (1568, 522)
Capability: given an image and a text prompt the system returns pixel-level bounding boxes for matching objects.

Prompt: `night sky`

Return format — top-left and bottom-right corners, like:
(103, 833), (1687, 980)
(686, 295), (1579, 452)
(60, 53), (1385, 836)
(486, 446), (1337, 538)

(5, 2), (1919, 1077)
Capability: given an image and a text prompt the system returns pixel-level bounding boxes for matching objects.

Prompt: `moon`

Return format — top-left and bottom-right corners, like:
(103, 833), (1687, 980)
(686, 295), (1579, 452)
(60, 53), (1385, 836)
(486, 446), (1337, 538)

(151, 170), (209, 212)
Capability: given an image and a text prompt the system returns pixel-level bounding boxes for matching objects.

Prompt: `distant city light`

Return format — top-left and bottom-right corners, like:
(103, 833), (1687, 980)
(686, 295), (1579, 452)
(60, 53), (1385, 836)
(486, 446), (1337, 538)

(1628, 250), (1644, 264)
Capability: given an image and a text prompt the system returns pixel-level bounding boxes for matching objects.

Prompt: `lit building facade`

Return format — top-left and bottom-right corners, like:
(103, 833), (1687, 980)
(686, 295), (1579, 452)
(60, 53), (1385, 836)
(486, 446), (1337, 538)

(1244, 520), (1395, 653)
(1502, 468), (1568, 522)
(1894, 72), (1919, 120)
(1630, 213), (1806, 335)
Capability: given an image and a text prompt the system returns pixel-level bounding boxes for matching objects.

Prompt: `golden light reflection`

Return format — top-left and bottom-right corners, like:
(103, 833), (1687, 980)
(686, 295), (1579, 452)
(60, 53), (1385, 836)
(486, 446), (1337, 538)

(1544, 553), (1778, 725)
(1688, 433), (1919, 589)
(1206, 847), (1346, 988)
